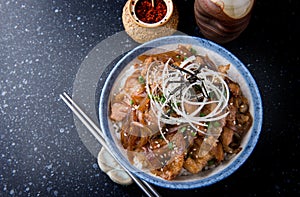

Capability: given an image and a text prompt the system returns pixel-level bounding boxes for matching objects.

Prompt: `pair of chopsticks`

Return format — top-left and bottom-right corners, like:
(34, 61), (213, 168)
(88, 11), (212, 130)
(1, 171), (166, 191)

(60, 92), (161, 197)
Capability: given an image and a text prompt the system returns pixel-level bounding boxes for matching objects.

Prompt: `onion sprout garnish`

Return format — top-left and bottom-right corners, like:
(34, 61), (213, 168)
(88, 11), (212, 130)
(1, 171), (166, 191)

(145, 56), (230, 143)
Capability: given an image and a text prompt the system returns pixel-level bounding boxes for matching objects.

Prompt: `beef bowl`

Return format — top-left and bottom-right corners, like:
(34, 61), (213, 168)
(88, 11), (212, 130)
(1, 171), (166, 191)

(99, 35), (263, 189)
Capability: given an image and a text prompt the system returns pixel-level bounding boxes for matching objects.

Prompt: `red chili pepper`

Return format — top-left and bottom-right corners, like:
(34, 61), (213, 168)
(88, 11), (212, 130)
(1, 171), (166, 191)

(135, 0), (167, 24)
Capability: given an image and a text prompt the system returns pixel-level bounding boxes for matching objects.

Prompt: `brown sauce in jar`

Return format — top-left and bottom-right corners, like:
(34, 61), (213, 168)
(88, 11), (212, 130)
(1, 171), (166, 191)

(135, 0), (167, 24)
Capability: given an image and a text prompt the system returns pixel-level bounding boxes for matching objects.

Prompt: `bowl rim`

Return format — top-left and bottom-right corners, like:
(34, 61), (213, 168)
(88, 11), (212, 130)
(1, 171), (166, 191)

(99, 35), (263, 189)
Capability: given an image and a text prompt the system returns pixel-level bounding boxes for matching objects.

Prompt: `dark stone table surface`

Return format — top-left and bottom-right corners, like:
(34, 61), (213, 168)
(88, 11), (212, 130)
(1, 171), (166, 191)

(1, 0), (299, 196)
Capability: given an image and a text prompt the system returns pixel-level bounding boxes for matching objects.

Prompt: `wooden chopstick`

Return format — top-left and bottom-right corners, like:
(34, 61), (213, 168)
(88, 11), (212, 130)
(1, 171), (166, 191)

(60, 92), (161, 197)
(151, 0), (155, 7)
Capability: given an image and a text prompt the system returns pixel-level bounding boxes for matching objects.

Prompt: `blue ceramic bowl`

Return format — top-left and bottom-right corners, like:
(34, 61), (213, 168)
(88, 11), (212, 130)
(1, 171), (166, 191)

(99, 35), (263, 189)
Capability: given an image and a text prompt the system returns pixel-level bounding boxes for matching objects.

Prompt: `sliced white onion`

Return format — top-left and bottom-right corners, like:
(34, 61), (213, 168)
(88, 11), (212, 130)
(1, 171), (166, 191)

(145, 58), (230, 142)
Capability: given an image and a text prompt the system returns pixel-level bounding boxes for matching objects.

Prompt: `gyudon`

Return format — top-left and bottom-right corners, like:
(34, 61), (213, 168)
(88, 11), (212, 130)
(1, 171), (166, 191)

(109, 45), (253, 180)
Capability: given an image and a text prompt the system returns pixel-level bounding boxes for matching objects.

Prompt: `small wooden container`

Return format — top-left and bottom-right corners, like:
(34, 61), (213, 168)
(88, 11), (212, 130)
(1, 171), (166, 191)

(122, 0), (179, 43)
(129, 0), (174, 28)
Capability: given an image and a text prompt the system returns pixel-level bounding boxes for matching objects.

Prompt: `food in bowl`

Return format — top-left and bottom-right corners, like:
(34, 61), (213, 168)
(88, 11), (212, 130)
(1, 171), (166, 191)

(108, 44), (253, 181)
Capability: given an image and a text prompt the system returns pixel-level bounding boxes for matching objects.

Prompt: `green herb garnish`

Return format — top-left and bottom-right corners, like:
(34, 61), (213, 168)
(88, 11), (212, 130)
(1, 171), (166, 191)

(138, 75), (145, 84)
(190, 47), (197, 55)
(130, 100), (134, 105)
(180, 126), (187, 133)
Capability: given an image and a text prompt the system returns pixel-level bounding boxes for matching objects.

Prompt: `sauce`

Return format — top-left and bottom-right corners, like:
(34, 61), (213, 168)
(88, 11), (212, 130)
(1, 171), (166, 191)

(135, 0), (167, 24)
